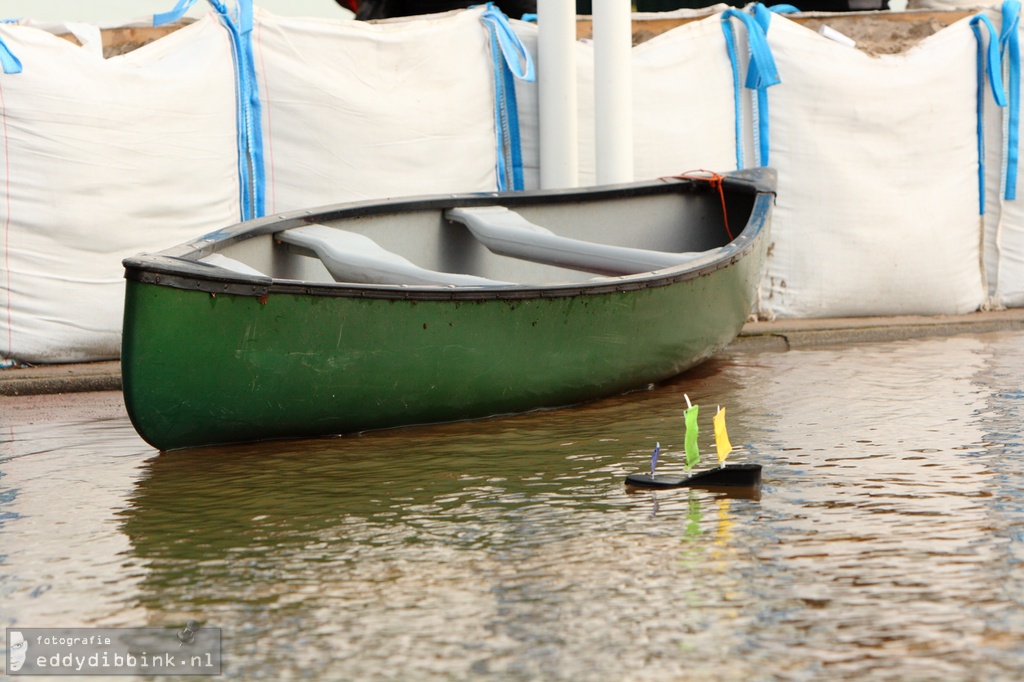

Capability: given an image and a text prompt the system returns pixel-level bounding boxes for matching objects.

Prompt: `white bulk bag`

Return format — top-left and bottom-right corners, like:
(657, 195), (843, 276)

(981, 5), (1024, 308)
(252, 6), (502, 213)
(0, 16), (241, 363)
(509, 21), (541, 190)
(760, 13), (986, 319)
(629, 12), (747, 181)
(984, 160), (1024, 308)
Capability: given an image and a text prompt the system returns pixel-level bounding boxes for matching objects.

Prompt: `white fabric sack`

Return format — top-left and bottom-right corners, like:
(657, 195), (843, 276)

(20, 21), (104, 57)
(981, 10), (1024, 308)
(984, 152), (1024, 308)
(252, 6), (501, 214)
(0, 15), (241, 363)
(509, 21), (541, 190)
(760, 14), (986, 319)
(629, 13), (747, 181)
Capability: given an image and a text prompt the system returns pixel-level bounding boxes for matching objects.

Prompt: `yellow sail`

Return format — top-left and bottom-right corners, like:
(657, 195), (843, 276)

(713, 406), (732, 465)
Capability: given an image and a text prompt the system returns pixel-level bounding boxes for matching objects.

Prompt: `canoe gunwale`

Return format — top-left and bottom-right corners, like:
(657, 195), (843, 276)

(123, 168), (776, 303)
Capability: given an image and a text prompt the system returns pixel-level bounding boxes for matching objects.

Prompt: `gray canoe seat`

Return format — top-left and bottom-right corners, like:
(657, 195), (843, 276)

(199, 253), (268, 277)
(446, 205), (720, 276)
(276, 224), (511, 287)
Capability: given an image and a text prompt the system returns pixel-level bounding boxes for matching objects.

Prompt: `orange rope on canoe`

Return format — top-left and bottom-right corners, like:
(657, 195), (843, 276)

(670, 170), (733, 242)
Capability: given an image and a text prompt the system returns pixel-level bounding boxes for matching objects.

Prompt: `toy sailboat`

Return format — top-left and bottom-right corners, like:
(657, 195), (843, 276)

(625, 396), (762, 489)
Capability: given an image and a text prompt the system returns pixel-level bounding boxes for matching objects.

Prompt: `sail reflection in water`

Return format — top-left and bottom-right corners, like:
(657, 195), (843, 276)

(2, 331), (1024, 680)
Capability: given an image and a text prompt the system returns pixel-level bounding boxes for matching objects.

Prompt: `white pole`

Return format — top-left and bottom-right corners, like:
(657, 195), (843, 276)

(537, 0), (579, 189)
(592, 0), (633, 185)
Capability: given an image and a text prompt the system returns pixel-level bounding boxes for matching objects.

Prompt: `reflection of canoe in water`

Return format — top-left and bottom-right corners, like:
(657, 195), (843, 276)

(117, 417), (646, 563)
(121, 168), (775, 450)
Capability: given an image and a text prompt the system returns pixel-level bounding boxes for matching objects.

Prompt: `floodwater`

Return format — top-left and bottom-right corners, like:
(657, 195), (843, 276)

(2, 330), (1024, 681)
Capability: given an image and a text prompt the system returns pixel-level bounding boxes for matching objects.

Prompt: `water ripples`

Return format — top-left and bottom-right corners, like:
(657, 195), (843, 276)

(1, 332), (1024, 679)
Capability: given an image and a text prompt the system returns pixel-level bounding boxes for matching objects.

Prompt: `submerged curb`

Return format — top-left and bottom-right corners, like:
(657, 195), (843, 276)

(731, 308), (1024, 352)
(3, 309), (1024, 397)
(0, 361), (121, 397)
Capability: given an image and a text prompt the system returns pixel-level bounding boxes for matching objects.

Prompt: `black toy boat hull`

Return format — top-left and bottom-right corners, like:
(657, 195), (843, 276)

(625, 463), (762, 489)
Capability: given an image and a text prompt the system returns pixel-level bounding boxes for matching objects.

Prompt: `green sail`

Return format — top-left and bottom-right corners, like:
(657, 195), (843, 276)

(684, 404), (700, 469)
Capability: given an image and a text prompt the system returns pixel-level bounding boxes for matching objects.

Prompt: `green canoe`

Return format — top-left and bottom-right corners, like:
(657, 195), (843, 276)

(121, 168), (775, 450)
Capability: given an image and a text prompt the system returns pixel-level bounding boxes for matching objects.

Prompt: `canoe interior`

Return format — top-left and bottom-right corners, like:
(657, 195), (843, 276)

(178, 176), (759, 289)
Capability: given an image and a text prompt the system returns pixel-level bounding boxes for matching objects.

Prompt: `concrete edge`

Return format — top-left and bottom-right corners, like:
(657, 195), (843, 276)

(3, 309), (1024, 397)
(733, 308), (1024, 351)
(0, 361), (121, 397)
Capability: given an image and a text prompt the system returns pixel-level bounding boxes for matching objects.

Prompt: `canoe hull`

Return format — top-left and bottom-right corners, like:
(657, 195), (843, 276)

(122, 170), (774, 450)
